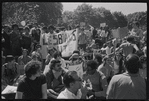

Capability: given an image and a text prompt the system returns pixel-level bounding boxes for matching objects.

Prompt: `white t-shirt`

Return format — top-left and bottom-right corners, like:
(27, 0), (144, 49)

(40, 33), (48, 59)
(57, 88), (82, 99)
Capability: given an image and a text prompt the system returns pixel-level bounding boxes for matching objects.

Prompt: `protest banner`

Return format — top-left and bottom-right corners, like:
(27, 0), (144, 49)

(68, 63), (83, 79)
(61, 28), (79, 57)
(42, 28), (78, 57)
(112, 27), (129, 39)
(100, 23), (106, 27)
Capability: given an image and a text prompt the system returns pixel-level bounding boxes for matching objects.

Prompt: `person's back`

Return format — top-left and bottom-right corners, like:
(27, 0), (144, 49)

(107, 73), (146, 99)
(121, 42), (134, 56)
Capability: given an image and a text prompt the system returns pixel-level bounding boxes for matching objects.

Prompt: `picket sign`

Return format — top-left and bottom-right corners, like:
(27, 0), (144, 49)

(112, 27), (129, 39)
(68, 63), (83, 79)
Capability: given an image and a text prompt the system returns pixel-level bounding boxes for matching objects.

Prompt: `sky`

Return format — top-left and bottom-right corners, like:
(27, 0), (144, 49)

(62, 3), (147, 15)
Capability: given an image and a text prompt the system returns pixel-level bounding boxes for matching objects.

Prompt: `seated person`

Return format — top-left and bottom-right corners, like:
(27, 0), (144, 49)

(57, 71), (88, 99)
(18, 49), (31, 75)
(83, 60), (108, 99)
(2, 55), (20, 86)
(15, 61), (47, 99)
(43, 60), (66, 99)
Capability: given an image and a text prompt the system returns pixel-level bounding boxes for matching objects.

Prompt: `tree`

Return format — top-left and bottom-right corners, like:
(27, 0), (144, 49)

(127, 11), (147, 30)
(112, 11), (128, 28)
(2, 2), (63, 26)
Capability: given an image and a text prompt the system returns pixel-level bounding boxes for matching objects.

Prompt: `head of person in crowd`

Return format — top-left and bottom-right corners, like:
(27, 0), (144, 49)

(6, 55), (15, 65)
(106, 41), (112, 48)
(42, 26), (48, 33)
(35, 44), (41, 53)
(80, 28), (85, 34)
(86, 60), (98, 75)
(94, 54), (103, 66)
(63, 71), (82, 93)
(70, 53), (82, 65)
(36, 28), (41, 35)
(140, 55), (147, 69)
(132, 21), (140, 29)
(22, 48), (29, 57)
(24, 61), (42, 78)
(126, 36), (135, 44)
(33, 23), (38, 29)
(53, 51), (62, 60)
(102, 55), (112, 66)
(48, 49), (54, 57)
(24, 26), (30, 35)
(27, 24), (33, 29)
(11, 24), (19, 33)
(49, 59), (62, 72)
(48, 25), (55, 34)
(19, 27), (24, 35)
(124, 54), (140, 74)
(115, 52), (123, 61)
(31, 52), (39, 61)
(3, 25), (11, 34)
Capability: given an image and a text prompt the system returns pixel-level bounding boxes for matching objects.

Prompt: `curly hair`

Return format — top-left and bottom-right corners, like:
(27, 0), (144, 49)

(24, 61), (41, 78)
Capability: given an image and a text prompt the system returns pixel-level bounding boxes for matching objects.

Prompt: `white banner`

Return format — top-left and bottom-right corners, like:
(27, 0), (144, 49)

(40, 28), (79, 58)
(68, 63), (83, 79)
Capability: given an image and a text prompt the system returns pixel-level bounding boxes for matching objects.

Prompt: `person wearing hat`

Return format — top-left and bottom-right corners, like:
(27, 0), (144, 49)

(69, 53), (82, 65)
(15, 61), (47, 99)
(2, 55), (20, 85)
(106, 54), (146, 99)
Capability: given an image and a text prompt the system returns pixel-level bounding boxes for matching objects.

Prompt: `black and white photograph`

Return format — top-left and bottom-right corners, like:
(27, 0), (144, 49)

(1, 2), (147, 99)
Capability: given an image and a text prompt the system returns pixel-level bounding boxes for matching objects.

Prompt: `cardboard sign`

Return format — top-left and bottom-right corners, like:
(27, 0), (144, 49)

(68, 63), (83, 79)
(112, 27), (129, 39)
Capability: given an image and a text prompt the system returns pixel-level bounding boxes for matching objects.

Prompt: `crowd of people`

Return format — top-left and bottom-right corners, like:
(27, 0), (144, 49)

(1, 21), (147, 99)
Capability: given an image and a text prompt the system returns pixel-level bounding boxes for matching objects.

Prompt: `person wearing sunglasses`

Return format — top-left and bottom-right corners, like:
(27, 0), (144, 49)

(15, 61), (47, 99)
(57, 71), (88, 99)
(43, 60), (66, 99)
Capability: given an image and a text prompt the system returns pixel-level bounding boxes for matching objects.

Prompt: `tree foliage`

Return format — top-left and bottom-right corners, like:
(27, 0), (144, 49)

(2, 2), (63, 26)
(127, 11), (147, 30)
(62, 3), (146, 30)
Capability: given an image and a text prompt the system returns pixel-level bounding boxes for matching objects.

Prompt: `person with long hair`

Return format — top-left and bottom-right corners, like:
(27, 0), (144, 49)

(15, 61), (47, 99)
